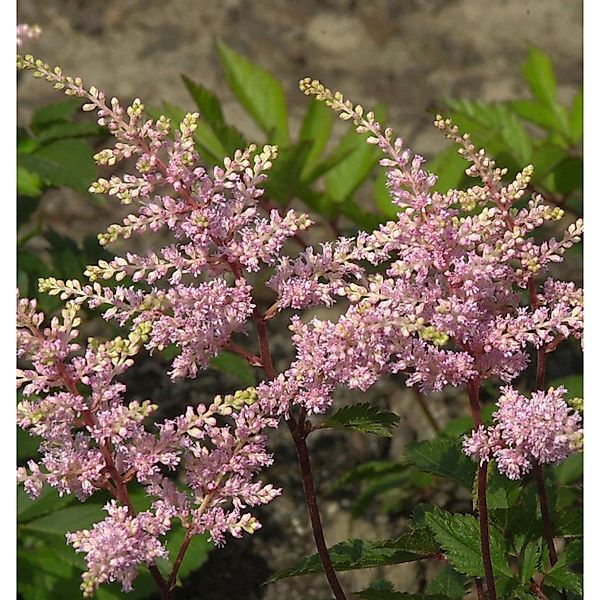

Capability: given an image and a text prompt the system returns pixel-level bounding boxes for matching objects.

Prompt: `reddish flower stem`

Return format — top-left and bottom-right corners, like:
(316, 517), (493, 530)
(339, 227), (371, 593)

(528, 280), (560, 569)
(475, 580), (486, 600)
(168, 529), (194, 590)
(57, 366), (173, 599)
(534, 463), (558, 566)
(251, 308), (347, 600)
(467, 379), (496, 600)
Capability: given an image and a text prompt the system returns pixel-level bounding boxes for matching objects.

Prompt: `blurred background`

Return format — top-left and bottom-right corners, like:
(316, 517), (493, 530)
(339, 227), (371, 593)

(16, 1), (583, 599)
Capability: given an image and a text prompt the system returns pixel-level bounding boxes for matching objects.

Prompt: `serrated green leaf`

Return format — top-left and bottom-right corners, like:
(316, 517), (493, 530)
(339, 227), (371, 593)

(194, 120), (229, 164)
(507, 100), (560, 132)
(522, 48), (570, 138)
(31, 98), (82, 129)
(486, 464), (521, 510)
(506, 484), (542, 550)
(19, 138), (96, 194)
(405, 438), (476, 487)
(425, 507), (512, 577)
(209, 350), (255, 387)
(519, 539), (542, 583)
(216, 40), (289, 145)
(544, 567), (582, 596)
(426, 565), (467, 599)
(266, 530), (439, 582)
(410, 503), (436, 529)
(299, 98), (334, 178)
(444, 99), (506, 128)
(555, 507), (582, 537)
(17, 166), (43, 197)
(300, 144), (357, 185)
(568, 89), (583, 145)
(181, 75), (225, 126)
(554, 539), (583, 570)
(178, 78), (248, 162)
(323, 403), (400, 437)
(20, 504), (104, 536)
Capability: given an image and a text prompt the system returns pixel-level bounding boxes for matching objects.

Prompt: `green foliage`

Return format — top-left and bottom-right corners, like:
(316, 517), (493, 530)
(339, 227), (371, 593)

(17, 486), (212, 600)
(425, 566), (468, 599)
(518, 540), (543, 584)
(357, 589), (453, 600)
(434, 48), (582, 221)
(17, 96), (110, 313)
(169, 41), (385, 231)
(333, 460), (434, 522)
(405, 438), (476, 487)
(425, 507), (512, 578)
(210, 349), (256, 387)
(322, 403), (401, 437)
(267, 529), (439, 582)
(216, 39), (289, 145)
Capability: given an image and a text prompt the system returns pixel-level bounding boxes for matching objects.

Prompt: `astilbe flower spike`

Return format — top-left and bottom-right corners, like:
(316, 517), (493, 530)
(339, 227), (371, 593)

(255, 79), (583, 416)
(17, 54), (583, 600)
(463, 386), (583, 479)
(17, 294), (279, 595)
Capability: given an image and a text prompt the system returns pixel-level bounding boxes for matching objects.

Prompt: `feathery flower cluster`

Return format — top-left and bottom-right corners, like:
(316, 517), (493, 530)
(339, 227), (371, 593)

(17, 294), (279, 595)
(17, 53), (583, 595)
(66, 501), (172, 595)
(463, 386), (583, 479)
(17, 53), (312, 384)
(17, 23), (41, 47)
(16, 54), (583, 419)
(255, 79), (583, 414)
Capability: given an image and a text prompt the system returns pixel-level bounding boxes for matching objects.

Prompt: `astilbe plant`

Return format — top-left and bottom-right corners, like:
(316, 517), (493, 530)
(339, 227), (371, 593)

(17, 295), (278, 596)
(16, 53), (583, 600)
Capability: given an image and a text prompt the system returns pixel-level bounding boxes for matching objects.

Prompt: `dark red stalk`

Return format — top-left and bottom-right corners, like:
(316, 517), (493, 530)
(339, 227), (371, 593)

(252, 308), (347, 600)
(467, 379), (497, 600)
(528, 280), (560, 569)
(57, 365), (173, 599)
(168, 529), (194, 590)
(534, 463), (558, 567)
(475, 580), (486, 600)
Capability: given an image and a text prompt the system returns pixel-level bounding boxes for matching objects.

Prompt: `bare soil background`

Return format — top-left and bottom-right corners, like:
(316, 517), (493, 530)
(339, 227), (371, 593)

(17, 1), (582, 598)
